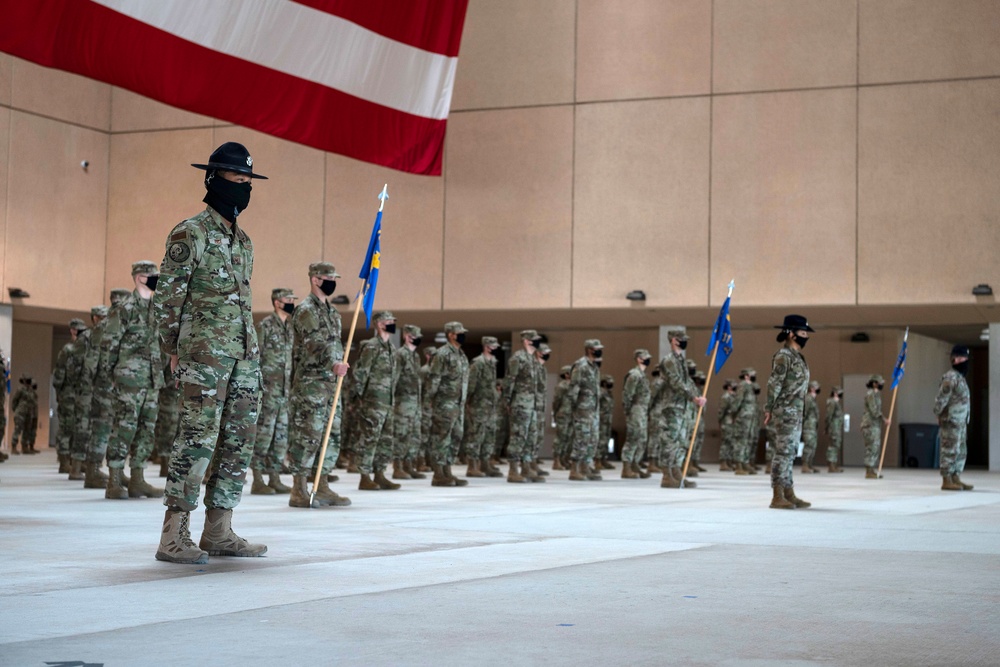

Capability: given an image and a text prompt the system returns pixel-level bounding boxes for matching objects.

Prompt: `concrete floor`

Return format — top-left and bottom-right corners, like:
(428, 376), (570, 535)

(1, 453), (998, 667)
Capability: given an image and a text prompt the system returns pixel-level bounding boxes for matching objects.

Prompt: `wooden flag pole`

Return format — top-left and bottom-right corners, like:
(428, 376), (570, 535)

(679, 344), (717, 486)
(876, 384), (898, 478)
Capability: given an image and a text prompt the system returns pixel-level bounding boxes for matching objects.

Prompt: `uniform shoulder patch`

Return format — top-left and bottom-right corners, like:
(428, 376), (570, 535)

(168, 240), (192, 263)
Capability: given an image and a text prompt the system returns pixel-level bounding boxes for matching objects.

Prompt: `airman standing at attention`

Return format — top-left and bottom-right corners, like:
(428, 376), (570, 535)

(464, 336), (502, 478)
(351, 311), (399, 491)
(249, 288), (296, 495)
(89, 288), (133, 479)
(598, 374), (615, 470)
(824, 387), (845, 472)
(718, 380), (736, 471)
(731, 369), (758, 475)
(646, 367), (665, 473)
(682, 359), (699, 478)
(621, 349), (652, 479)
(656, 327), (705, 489)
(392, 325), (425, 480)
(105, 261), (164, 501)
(11, 376), (37, 455)
(566, 339), (604, 481)
(426, 322), (471, 487)
(419, 346), (436, 473)
(801, 381), (821, 474)
(153, 142), (268, 563)
(285, 262), (352, 508)
(74, 305), (109, 488)
(52, 318), (86, 476)
(690, 370), (708, 474)
(503, 330), (545, 483)
(861, 374), (888, 479)
(934, 345), (973, 491)
(551, 365), (574, 470)
(531, 343), (553, 477)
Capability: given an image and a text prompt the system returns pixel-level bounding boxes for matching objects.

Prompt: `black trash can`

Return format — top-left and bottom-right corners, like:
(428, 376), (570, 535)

(899, 423), (939, 468)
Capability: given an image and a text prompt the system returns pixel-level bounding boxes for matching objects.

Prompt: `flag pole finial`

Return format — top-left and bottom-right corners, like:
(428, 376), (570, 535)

(727, 279), (735, 297)
(378, 184), (388, 211)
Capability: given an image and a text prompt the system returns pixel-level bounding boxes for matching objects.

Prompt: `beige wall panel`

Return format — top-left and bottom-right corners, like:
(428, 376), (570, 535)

(107, 129), (214, 295)
(860, 0), (1000, 84)
(576, 0), (712, 101)
(714, 0), (857, 93)
(858, 80), (1000, 305)
(111, 87), (215, 132)
(444, 107), (574, 310)
(574, 98), (710, 307)
(11, 322), (53, 448)
(451, 0), (575, 110)
(7, 112), (107, 311)
(0, 108), (8, 297)
(324, 156), (445, 313)
(206, 128), (326, 312)
(711, 89), (857, 306)
(0, 53), (12, 106)
(10, 58), (110, 131)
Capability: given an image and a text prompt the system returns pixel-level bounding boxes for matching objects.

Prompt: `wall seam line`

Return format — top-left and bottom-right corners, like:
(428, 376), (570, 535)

(855, 0), (861, 307)
(569, 0), (578, 309)
(707, 0), (714, 307)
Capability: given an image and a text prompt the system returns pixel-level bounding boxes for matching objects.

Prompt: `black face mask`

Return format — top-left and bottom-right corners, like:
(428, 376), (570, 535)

(793, 333), (809, 349)
(412, 336), (423, 346)
(456, 333), (466, 345)
(319, 279), (336, 296)
(541, 352), (551, 361)
(677, 340), (688, 350)
(600, 382), (608, 389)
(877, 383), (885, 391)
(532, 338), (543, 349)
(753, 387), (761, 395)
(281, 302), (295, 315)
(594, 359), (603, 367)
(641, 358), (650, 367)
(953, 361), (969, 376)
(143, 275), (159, 292)
(749, 375), (756, 383)
(651, 371), (660, 377)
(688, 368), (696, 378)
(592, 349), (603, 359)
(838, 393), (844, 399)
(384, 323), (397, 334)
(203, 171), (251, 222)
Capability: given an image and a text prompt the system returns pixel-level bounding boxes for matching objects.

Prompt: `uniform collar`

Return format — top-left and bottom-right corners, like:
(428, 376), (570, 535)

(205, 206), (240, 237)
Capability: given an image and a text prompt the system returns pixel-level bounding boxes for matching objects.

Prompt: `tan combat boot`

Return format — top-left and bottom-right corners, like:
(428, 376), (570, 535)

(444, 465), (469, 486)
(801, 462), (813, 474)
(865, 467), (882, 479)
(719, 460), (733, 472)
(524, 462), (546, 483)
(406, 459), (428, 479)
(84, 462), (107, 489)
(268, 472), (291, 494)
(358, 473), (381, 490)
(769, 486), (795, 509)
(568, 461), (586, 481)
(621, 462), (638, 479)
(374, 469), (401, 490)
(346, 453), (360, 474)
(637, 464), (651, 479)
(940, 474), (963, 491)
(431, 464), (454, 487)
(466, 459), (485, 478)
(694, 461), (707, 473)
(660, 468), (681, 489)
(532, 461), (550, 477)
(251, 469), (276, 495)
(735, 461), (750, 476)
(953, 473), (973, 490)
(584, 462), (602, 481)
(827, 462), (837, 473)
(482, 458), (503, 478)
(417, 455), (432, 473)
(507, 461), (526, 483)
(674, 467), (696, 488)
(392, 458), (412, 480)
(685, 465), (699, 478)
(552, 458), (565, 471)
(58, 454), (70, 473)
(315, 475), (352, 506)
(199, 508), (267, 557)
(647, 460), (662, 474)
(105, 467), (129, 500)
(68, 459), (84, 481)
(129, 466), (164, 498)
(784, 486), (811, 508)
(289, 475), (321, 508)
(155, 509), (209, 564)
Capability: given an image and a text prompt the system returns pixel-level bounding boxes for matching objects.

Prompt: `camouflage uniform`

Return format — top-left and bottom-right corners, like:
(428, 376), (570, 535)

(566, 342), (602, 466)
(106, 280), (165, 472)
(825, 391), (844, 466)
(731, 375), (758, 468)
(285, 281), (345, 478)
(52, 321), (84, 459)
(426, 323), (470, 467)
(655, 351), (699, 469)
(463, 337), (499, 462)
(504, 332), (543, 465)
(351, 313), (397, 476)
(690, 371), (707, 467)
(155, 206), (260, 512)
(11, 380), (37, 452)
(861, 377), (884, 469)
(72, 307), (108, 463)
(718, 384), (735, 464)
(419, 348), (436, 461)
(621, 354), (651, 466)
(393, 327), (423, 465)
(532, 344), (551, 462)
(153, 362), (181, 463)
(251, 292), (294, 475)
(551, 367), (573, 464)
(764, 345), (810, 490)
(646, 371), (666, 465)
(89, 289), (132, 467)
(801, 381), (820, 470)
(933, 367), (970, 480)
(598, 375), (614, 463)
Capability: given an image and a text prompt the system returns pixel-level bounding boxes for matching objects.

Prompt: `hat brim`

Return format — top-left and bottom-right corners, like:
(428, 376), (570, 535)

(774, 324), (815, 332)
(191, 163), (268, 180)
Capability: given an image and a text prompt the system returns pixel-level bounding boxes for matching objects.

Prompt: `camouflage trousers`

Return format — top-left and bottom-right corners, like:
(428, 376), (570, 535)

(54, 390), (76, 456)
(164, 357), (261, 513)
(801, 426), (818, 466)
(89, 384), (117, 464)
(507, 404), (538, 463)
(646, 413), (662, 463)
(420, 401), (434, 460)
(597, 420), (611, 463)
(154, 383), (182, 461)
(621, 407), (647, 464)
(72, 389), (94, 461)
(393, 401), (421, 461)
(861, 423), (881, 467)
(570, 411), (599, 463)
(691, 420), (705, 464)
(463, 407), (497, 461)
(764, 425), (776, 463)
(826, 432), (843, 465)
(339, 395), (359, 458)
(733, 419), (755, 463)
(553, 415), (571, 461)
(251, 390), (288, 473)
(107, 386), (159, 470)
(286, 378), (342, 477)
(429, 403), (464, 466)
(534, 406), (546, 459)
(719, 423), (733, 461)
(938, 420), (967, 476)
(769, 412), (802, 488)
(356, 403), (394, 474)
(495, 406), (511, 458)
(12, 413), (33, 449)
(656, 407), (689, 469)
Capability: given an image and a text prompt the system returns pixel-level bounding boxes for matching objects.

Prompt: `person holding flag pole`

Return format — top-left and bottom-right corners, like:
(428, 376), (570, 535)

(876, 328), (907, 479)
(303, 185), (388, 506)
(677, 281), (734, 486)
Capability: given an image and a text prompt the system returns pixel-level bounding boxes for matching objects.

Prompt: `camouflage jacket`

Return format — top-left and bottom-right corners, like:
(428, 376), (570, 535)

(534, 362), (547, 414)
(861, 389), (883, 428)
(68, 329), (95, 392)
(553, 378), (573, 421)
(427, 343), (469, 410)
(824, 397), (843, 436)
(658, 352), (698, 412)
(104, 290), (165, 390)
(12, 386), (37, 417)
(351, 334), (396, 409)
(803, 394), (819, 432)
(933, 369), (970, 425)
(732, 382), (758, 424)
(394, 346), (422, 410)
(622, 367), (650, 417)
(467, 354), (499, 414)
(599, 387), (613, 428)
(257, 312), (293, 398)
(52, 342), (74, 392)
(505, 349), (542, 411)
(81, 316), (112, 393)
(154, 206), (258, 362)
(291, 293), (344, 384)
(567, 357), (600, 416)
(718, 392), (734, 425)
(764, 346), (810, 419)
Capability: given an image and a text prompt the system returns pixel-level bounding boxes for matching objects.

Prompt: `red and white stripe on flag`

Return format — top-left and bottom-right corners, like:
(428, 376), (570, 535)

(0, 0), (468, 175)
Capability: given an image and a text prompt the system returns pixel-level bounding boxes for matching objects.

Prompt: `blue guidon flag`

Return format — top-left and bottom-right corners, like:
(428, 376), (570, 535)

(359, 185), (388, 327)
(890, 328), (908, 390)
(706, 293), (733, 374)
